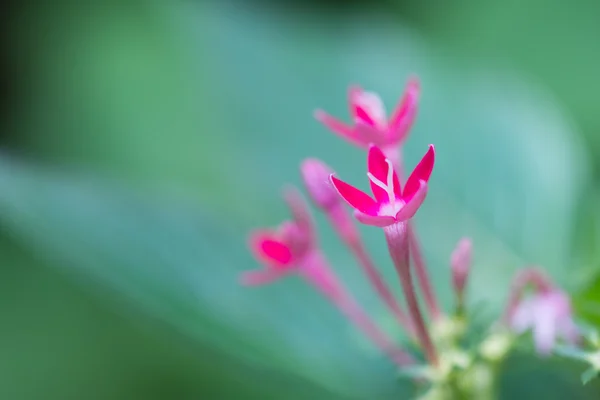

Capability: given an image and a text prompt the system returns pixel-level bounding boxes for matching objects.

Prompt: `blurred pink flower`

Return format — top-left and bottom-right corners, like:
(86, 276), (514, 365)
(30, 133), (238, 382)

(241, 189), (315, 286)
(241, 188), (414, 366)
(329, 144), (434, 227)
(510, 289), (579, 356)
(314, 78), (420, 152)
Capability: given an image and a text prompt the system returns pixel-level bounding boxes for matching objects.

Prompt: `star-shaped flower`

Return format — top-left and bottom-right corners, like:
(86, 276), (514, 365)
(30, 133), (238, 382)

(241, 189), (314, 286)
(511, 289), (579, 355)
(329, 144), (434, 227)
(314, 78), (419, 151)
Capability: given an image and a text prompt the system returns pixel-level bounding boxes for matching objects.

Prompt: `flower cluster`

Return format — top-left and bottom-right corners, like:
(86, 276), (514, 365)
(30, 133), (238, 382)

(241, 77), (584, 394)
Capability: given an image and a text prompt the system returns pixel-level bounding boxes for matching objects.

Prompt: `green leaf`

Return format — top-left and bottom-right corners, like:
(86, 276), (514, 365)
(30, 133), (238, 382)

(499, 353), (600, 398)
(0, 158), (410, 399)
(1, 1), (594, 398)
(581, 368), (599, 385)
(0, 235), (337, 400)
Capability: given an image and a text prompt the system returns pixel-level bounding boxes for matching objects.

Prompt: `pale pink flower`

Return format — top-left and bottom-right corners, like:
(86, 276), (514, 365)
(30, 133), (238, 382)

(511, 289), (579, 356)
(329, 144), (434, 227)
(314, 78), (420, 152)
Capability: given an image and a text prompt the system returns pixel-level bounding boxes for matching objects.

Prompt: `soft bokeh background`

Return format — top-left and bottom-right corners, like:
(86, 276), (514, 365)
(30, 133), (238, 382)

(0, 0), (599, 398)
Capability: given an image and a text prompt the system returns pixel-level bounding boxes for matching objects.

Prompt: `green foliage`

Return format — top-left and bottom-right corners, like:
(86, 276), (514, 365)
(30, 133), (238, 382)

(0, 1), (598, 398)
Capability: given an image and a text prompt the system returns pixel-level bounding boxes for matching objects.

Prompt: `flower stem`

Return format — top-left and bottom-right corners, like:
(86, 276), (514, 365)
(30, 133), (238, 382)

(326, 204), (416, 338)
(409, 223), (441, 321)
(387, 146), (441, 322)
(301, 250), (415, 367)
(384, 222), (438, 366)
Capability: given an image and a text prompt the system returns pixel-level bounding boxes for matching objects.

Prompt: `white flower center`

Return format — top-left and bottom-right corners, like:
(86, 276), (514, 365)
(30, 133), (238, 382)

(367, 158), (402, 216)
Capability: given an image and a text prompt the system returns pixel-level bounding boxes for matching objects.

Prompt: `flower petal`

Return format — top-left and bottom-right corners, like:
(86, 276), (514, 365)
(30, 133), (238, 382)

(314, 109), (365, 148)
(351, 90), (387, 127)
(354, 210), (396, 227)
(330, 174), (378, 215)
(283, 186), (314, 235)
(368, 145), (401, 201)
(389, 77), (420, 143)
(395, 180), (428, 221)
(355, 105), (376, 126)
(349, 86), (374, 126)
(348, 85), (363, 117)
(240, 268), (290, 286)
(404, 144), (435, 199)
(511, 298), (536, 334)
(248, 231), (294, 268)
(355, 123), (384, 147)
(533, 305), (558, 356)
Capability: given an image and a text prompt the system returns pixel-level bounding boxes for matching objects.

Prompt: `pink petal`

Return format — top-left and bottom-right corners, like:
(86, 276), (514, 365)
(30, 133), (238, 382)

(329, 174), (378, 215)
(348, 85), (363, 116)
(533, 307), (558, 356)
(403, 144), (435, 199)
(283, 186), (314, 234)
(368, 145), (401, 201)
(248, 231), (294, 268)
(354, 105), (376, 126)
(355, 123), (384, 146)
(276, 221), (301, 244)
(389, 77), (420, 143)
(314, 109), (365, 148)
(354, 210), (396, 227)
(395, 180), (428, 221)
(240, 268), (290, 286)
(351, 90), (386, 127)
(511, 298), (536, 333)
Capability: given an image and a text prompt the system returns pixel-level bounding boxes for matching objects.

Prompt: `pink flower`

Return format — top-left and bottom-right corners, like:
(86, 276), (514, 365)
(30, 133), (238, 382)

(329, 144), (434, 227)
(241, 189), (415, 366)
(314, 78), (419, 151)
(241, 189), (314, 286)
(510, 289), (579, 356)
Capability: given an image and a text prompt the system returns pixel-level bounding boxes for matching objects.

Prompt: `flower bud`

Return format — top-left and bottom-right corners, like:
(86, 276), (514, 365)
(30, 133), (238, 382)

(451, 238), (472, 303)
(300, 158), (340, 211)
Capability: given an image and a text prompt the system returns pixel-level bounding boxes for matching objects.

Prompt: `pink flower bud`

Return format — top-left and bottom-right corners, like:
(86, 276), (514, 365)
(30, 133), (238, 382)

(300, 158), (340, 211)
(450, 237), (472, 299)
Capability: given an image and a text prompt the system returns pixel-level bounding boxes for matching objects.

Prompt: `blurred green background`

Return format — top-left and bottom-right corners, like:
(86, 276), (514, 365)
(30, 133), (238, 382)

(0, 0), (599, 398)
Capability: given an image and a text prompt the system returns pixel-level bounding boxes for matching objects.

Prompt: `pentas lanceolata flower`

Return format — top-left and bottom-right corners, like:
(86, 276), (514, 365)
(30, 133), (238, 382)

(314, 77), (419, 161)
(243, 188), (414, 367)
(241, 76), (588, 397)
(301, 158), (415, 335)
(330, 144), (433, 227)
(503, 267), (579, 355)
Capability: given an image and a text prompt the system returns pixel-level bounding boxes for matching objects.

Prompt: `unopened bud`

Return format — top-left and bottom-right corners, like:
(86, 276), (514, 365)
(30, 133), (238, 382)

(451, 238), (472, 303)
(300, 158), (340, 211)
